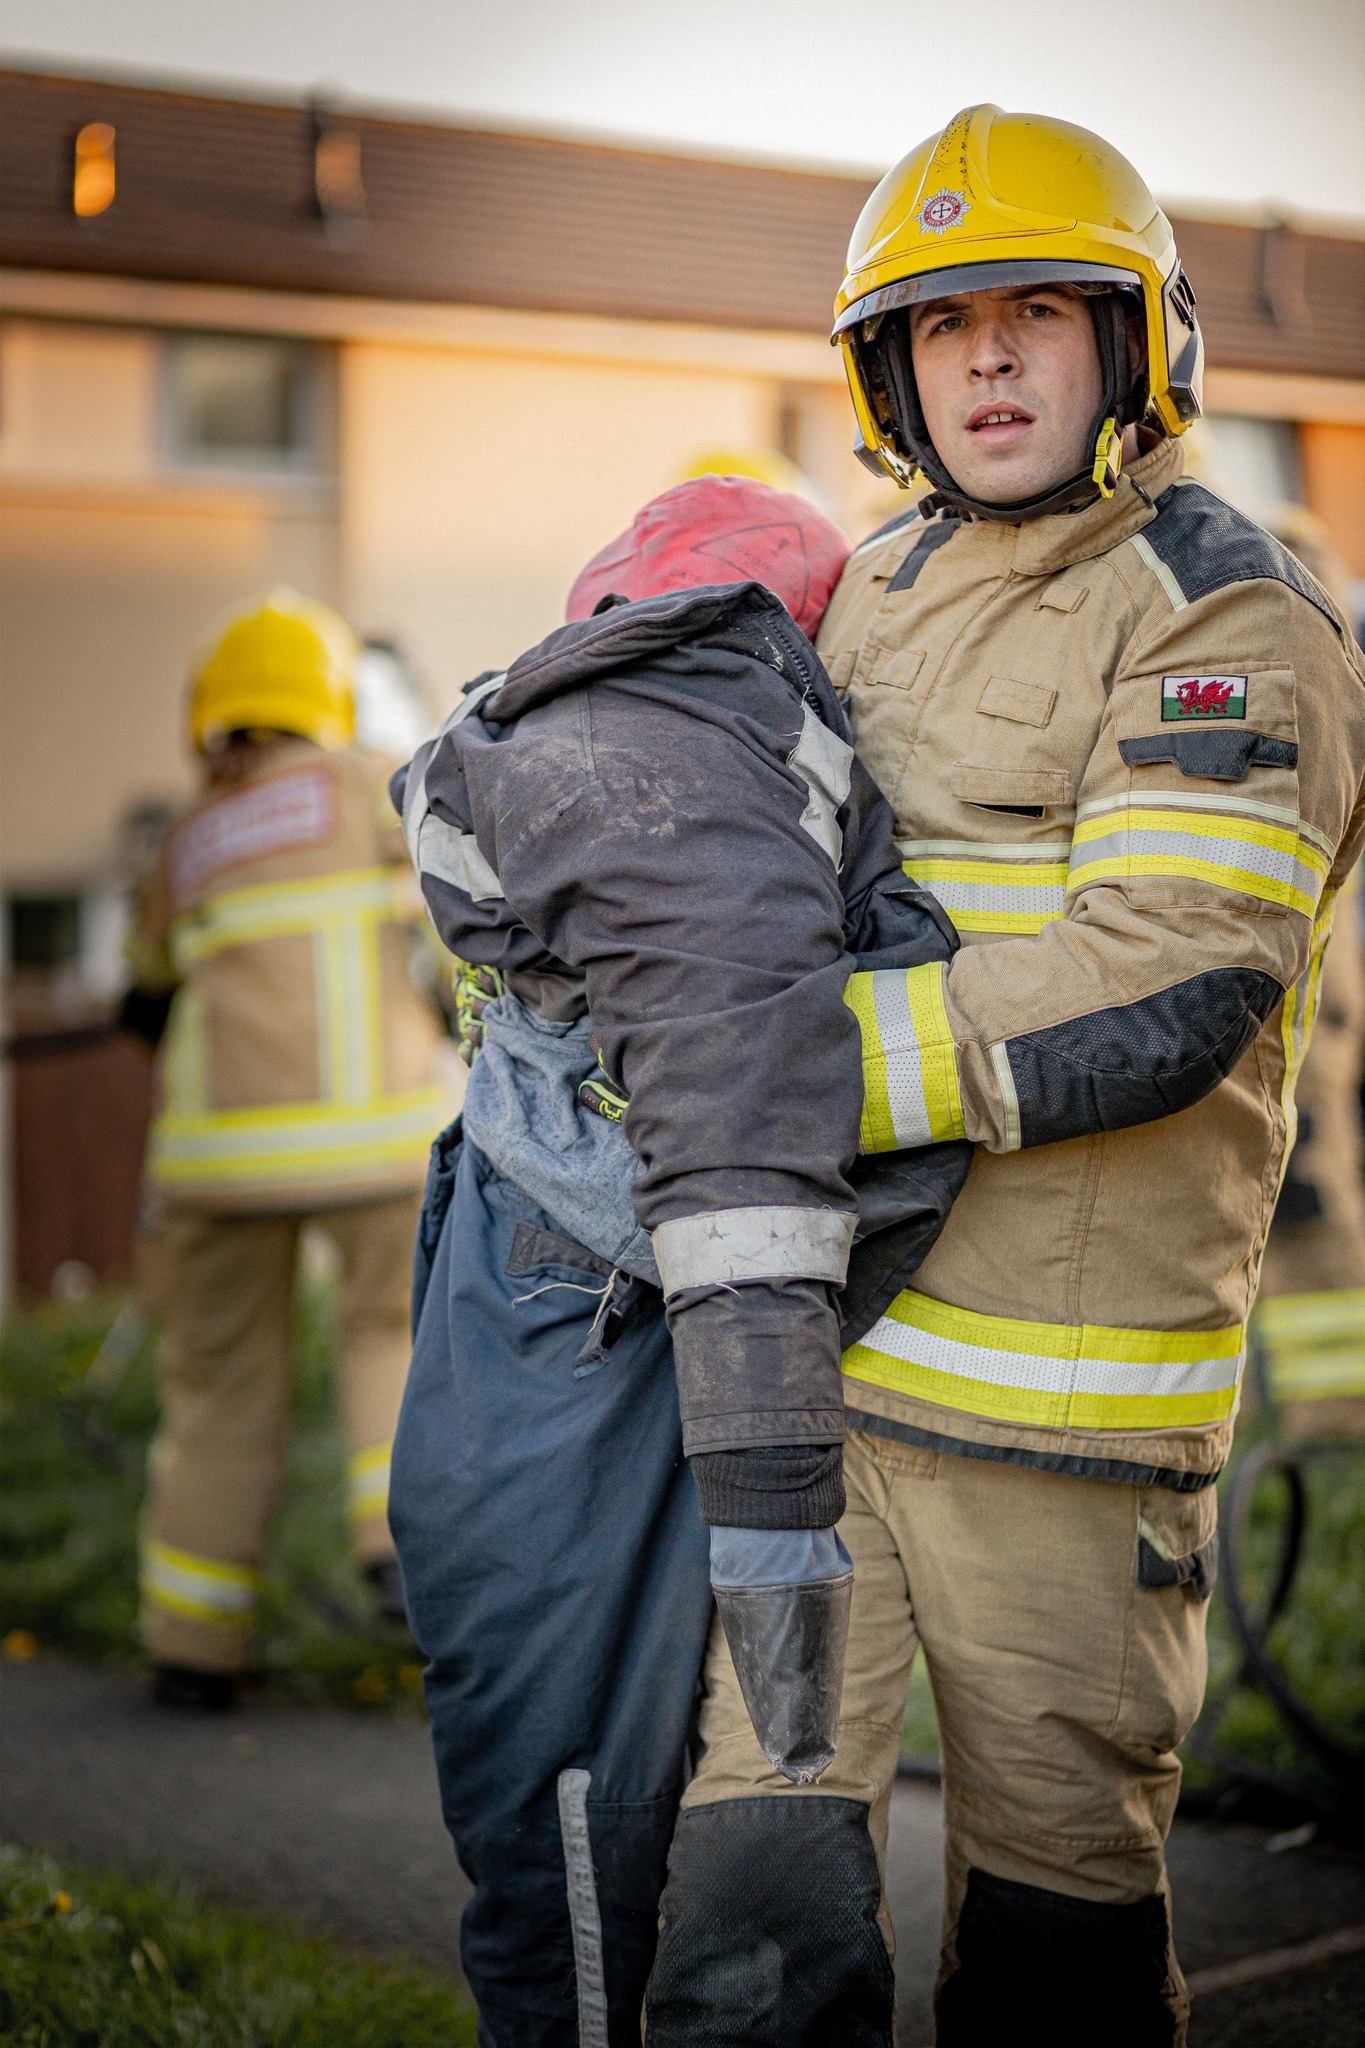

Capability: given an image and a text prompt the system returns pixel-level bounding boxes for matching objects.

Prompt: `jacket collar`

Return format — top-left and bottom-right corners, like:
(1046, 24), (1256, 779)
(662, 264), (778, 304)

(938, 436), (1184, 581)
(1011, 435), (1184, 577)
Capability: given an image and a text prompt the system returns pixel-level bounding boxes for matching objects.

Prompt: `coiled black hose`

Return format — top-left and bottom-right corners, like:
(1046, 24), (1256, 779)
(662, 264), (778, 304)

(1205, 1441), (1365, 1827)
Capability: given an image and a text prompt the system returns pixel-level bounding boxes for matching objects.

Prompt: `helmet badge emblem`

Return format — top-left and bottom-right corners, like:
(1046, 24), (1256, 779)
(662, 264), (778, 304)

(917, 188), (971, 236)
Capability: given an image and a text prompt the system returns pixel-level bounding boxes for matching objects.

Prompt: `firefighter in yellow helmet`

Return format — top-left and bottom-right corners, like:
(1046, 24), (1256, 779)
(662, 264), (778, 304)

(1253, 511), (1365, 1441)
(122, 589), (449, 1707)
(643, 111), (1365, 2045)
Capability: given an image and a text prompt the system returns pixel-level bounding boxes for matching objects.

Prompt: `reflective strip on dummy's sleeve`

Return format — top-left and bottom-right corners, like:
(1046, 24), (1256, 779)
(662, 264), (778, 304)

(1069, 795), (1331, 917)
(400, 673), (507, 871)
(787, 705), (853, 867)
(844, 962), (966, 1154)
(652, 1205), (856, 1297)
(416, 813), (505, 901)
(400, 737), (437, 870)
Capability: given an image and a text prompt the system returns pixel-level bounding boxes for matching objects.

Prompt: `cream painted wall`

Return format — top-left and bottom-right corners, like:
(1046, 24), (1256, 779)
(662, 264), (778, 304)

(0, 319), (340, 886)
(0, 321), (160, 482)
(0, 489), (339, 884)
(339, 341), (778, 709)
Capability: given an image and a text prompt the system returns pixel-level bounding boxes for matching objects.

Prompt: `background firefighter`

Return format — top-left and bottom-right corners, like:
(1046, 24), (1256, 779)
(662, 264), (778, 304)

(1254, 509), (1365, 1445)
(122, 588), (449, 1708)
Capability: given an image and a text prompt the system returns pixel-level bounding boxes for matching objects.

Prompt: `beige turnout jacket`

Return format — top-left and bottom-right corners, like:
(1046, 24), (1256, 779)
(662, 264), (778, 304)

(133, 739), (446, 1212)
(819, 437), (1365, 1486)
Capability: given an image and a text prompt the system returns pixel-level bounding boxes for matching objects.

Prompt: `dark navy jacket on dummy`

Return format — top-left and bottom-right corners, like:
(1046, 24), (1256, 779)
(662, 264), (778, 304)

(392, 580), (970, 1466)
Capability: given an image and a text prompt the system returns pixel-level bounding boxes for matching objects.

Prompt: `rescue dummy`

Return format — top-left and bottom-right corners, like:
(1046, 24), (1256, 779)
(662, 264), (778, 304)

(387, 476), (968, 2039)
(123, 589), (448, 1707)
(640, 109), (1365, 2048)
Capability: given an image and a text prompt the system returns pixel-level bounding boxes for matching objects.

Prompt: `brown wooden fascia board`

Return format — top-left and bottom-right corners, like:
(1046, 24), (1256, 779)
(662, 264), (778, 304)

(3, 69), (1362, 378)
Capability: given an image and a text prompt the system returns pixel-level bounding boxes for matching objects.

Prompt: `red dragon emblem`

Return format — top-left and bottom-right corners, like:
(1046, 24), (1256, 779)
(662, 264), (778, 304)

(1174, 678), (1234, 716)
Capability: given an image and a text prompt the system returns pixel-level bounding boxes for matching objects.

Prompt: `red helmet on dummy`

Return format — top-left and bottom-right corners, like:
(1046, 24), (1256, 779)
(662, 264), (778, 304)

(566, 476), (850, 640)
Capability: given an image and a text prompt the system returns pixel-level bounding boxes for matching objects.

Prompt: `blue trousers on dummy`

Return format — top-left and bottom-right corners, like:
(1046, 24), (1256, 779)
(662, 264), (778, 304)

(390, 1124), (713, 2048)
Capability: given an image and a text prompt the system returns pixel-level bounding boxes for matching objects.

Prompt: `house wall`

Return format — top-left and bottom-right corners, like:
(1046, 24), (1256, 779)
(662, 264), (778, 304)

(1299, 422), (1365, 576)
(3, 298), (1363, 901)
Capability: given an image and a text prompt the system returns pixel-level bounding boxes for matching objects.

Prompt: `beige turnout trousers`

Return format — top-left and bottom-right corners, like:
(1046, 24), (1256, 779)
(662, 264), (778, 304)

(681, 1429), (1214, 2040)
(140, 1191), (421, 1672)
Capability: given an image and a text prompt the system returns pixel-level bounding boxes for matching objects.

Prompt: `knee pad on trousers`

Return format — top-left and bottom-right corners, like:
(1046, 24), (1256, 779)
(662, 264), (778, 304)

(937, 1867), (1179, 2048)
(645, 1796), (894, 2048)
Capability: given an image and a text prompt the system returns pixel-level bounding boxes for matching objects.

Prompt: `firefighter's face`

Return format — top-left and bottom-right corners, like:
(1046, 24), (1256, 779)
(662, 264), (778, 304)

(909, 284), (1103, 504)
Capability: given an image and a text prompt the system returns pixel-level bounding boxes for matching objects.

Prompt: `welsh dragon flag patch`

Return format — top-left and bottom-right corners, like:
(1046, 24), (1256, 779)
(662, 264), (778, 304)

(1161, 674), (1247, 721)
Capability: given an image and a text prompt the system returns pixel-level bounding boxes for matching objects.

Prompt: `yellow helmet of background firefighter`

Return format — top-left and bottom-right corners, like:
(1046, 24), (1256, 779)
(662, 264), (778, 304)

(676, 448), (809, 494)
(833, 105), (1204, 508)
(189, 588), (358, 753)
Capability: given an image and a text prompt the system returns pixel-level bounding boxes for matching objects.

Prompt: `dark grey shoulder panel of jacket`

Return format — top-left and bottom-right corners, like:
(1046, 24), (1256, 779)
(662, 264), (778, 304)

(1003, 965), (1284, 1150)
(887, 517), (962, 593)
(1144, 483), (1341, 632)
(1119, 731), (1299, 781)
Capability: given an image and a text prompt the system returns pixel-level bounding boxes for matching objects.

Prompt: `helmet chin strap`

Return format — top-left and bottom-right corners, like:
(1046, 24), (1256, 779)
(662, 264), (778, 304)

(879, 292), (1144, 524)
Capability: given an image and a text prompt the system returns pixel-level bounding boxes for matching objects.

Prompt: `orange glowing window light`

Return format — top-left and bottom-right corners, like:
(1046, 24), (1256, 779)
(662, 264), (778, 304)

(73, 122), (116, 217)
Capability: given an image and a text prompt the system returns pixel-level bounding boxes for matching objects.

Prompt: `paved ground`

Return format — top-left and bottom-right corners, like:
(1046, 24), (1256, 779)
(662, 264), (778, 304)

(3, 1654), (1362, 2044)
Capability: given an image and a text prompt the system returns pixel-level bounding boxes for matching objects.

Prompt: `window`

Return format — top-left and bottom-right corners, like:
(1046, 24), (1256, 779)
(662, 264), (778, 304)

(7, 897), (81, 973)
(162, 335), (327, 473)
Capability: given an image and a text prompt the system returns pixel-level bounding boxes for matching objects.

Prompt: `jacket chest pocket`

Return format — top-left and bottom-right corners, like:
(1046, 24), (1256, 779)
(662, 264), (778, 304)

(847, 645), (926, 693)
(949, 764), (1073, 815)
(948, 673), (1085, 817)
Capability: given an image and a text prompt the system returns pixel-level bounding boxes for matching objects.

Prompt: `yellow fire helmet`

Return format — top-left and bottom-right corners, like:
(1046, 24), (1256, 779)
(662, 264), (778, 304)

(189, 587), (358, 753)
(675, 447), (811, 495)
(832, 104), (1204, 521)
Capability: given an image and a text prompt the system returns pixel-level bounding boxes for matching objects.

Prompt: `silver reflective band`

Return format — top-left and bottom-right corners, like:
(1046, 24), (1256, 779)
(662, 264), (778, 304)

(417, 813), (505, 901)
(400, 675), (507, 871)
(400, 737), (437, 870)
(446, 671), (508, 726)
(989, 1040), (1022, 1152)
(788, 706), (853, 867)
(652, 1205), (856, 1296)
(557, 1769), (608, 2048)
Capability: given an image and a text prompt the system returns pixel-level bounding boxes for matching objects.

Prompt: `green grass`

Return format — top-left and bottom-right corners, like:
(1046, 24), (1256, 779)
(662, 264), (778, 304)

(0, 1291), (422, 1708)
(0, 1842), (476, 2047)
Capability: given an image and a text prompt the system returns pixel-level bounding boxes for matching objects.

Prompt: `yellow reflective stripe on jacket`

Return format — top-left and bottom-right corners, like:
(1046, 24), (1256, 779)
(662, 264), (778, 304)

(899, 838), (1070, 936)
(845, 962), (965, 1153)
(1254, 1287), (1365, 1401)
(347, 1444), (392, 1524)
(1279, 888), (1337, 1155)
(150, 1089), (447, 1186)
(141, 1540), (259, 1626)
(169, 869), (405, 966)
(1069, 795), (1330, 917)
(165, 981), (208, 1119)
(155, 865), (442, 1192)
(844, 1288), (1244, 1431)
